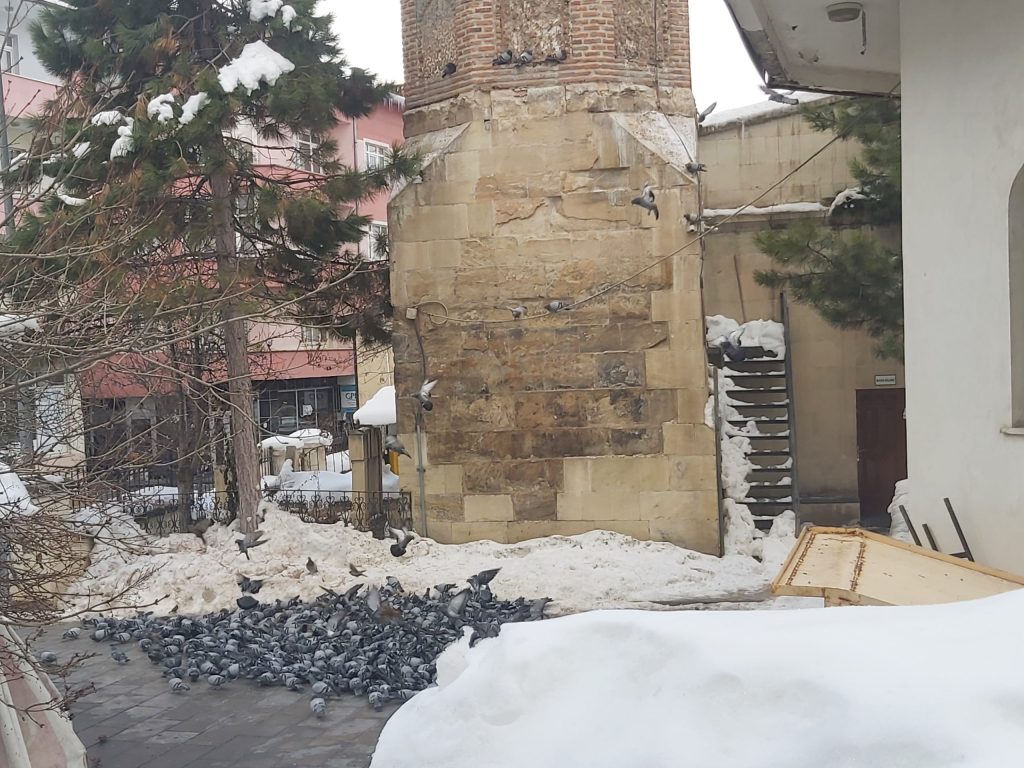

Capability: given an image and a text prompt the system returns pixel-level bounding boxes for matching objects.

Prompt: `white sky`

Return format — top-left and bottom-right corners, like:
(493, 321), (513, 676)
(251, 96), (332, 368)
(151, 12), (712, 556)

(320, 0), (767, 112)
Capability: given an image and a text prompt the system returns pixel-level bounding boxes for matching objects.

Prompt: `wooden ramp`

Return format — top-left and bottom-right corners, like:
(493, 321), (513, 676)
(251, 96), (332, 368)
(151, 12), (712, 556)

(772, 526), (1024, 606)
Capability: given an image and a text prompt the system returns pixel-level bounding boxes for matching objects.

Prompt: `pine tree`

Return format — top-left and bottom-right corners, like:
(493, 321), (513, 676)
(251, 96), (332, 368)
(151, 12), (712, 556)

(2, 0), (417, 531)
(754, 97), (903, 359)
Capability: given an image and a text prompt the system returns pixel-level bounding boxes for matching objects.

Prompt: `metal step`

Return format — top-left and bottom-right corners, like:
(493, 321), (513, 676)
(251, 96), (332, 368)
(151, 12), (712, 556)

(727, 419), (789, 427)
(746, 485), (794, 496)
(724, 360), (786, 373)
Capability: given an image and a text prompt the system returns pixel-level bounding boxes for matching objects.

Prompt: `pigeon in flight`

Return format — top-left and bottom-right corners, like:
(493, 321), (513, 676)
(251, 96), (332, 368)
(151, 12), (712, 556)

(389, 526), (415, 557)
(685, 162), (707, 174)
(543, 50), (567, 64)
(384, 435), (411, 458)
(492, 49), (513, 66)
(697, 101), (718, 124)
(349, 563), (365, 577)
(236, 530), (268, 560)
(508, 305), (527, 319)
(445, 588), (472, 623)
(441, 62), (457, 78)
(759, 84), (799, 105)
(306, 557), (318, 575)
(468, 568), (501, 592)
(415, 379), (437, 411)
(515, 51), (534, 67)
(631, 183), (659, 220)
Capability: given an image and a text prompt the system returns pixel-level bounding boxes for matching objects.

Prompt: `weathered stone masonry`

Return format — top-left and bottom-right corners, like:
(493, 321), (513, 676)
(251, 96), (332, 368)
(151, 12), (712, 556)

(389, 0), (720, 553)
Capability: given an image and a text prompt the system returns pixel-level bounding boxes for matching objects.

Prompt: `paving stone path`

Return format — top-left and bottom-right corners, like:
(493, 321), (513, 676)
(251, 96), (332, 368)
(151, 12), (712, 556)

(37, 626), (397, 768)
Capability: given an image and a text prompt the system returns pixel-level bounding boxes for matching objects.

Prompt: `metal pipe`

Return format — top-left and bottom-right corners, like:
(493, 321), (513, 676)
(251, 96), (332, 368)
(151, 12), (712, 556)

(413, 408), (427, 537)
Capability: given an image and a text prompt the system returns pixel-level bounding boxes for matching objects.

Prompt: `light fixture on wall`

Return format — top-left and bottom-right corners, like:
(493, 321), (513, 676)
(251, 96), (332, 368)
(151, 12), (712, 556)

(826, 2), (863, 22)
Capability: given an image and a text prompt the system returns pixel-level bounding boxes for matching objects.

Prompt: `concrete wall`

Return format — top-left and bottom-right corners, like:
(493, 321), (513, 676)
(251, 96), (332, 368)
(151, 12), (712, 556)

(701, 105), (904, 524)
(900, 0), (1024, 572)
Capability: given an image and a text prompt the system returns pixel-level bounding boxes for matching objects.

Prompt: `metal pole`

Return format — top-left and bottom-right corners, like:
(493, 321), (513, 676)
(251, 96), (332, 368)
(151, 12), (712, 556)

(413, 409), (427, 537)
(0, 44), (15, 228)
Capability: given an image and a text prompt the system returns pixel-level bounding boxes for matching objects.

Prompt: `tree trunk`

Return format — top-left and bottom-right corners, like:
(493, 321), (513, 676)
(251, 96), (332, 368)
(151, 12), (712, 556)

(210, 169), (261, 534)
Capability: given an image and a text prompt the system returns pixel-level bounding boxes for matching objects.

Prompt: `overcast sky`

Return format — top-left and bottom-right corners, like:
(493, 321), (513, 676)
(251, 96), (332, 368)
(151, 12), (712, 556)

(320, 0), (766, 112)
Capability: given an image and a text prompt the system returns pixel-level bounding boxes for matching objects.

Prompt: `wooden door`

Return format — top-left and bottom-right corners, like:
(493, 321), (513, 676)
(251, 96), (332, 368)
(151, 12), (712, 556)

(856, 388), (908, 523)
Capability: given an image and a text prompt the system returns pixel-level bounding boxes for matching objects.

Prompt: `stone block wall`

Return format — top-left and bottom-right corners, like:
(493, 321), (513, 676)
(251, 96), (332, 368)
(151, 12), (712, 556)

(388, 83), (720, 553)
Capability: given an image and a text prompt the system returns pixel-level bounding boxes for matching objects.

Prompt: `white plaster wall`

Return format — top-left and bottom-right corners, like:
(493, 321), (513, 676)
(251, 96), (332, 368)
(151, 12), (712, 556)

(901, 0), (1024, 573)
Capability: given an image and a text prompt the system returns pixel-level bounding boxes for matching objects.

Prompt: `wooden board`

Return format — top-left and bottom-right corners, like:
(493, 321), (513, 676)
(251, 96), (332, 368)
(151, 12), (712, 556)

(772, 526), (1024, 606)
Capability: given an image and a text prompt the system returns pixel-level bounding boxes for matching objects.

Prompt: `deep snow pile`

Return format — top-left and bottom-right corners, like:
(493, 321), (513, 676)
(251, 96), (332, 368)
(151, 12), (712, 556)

(371, 590), (1024, 768)
(888, 479), (912, 542)
(69, 506), (791, 617)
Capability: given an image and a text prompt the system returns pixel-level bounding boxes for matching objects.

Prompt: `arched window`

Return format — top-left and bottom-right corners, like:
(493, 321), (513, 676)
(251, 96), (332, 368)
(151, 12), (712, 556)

(1009, 166), (1024, 426)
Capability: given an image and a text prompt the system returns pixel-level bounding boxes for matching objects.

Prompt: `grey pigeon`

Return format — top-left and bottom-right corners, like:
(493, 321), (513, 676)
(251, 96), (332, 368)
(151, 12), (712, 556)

(543, 50), (567, 64)
(207, 674), (226, 687)
(546, 300), (569, 313)
(509, 305), (527, 319)
(310, 697), (327, 718)
(384, 435), (412, 458)
(38, 651), (57, 665)
(388, 526), (415, 557)
(415, 379), (437, 411)
(441, 62), (456, 78)
(529, 597), (552, 620)
(468, 568), (501, 592)
(759, 84), (799, 105)
(110, 648), (130, 664)
(169, 678), (189, 693)
(236, 595), (259, 611)
(306, 557), (318, 575)
(685, 162), (707, 174)
(311, 680), (332, 697)
(515, 51), (534, 66)
(697, 101), (717, 124)
(61, 628), (80, 640)
(446, 588), (472, 622)
(349, 563), (365, 577)
(90, 628), (108, 642)
(631, 183), (659, 220)
(285, 676), (303, 692)
(492, 49), (513, 66)
(236, 530), (268, 560)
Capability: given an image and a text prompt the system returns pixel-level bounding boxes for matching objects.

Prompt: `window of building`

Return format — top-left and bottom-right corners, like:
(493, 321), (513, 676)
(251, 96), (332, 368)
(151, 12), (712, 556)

(234, 189), (257, 256)
(2, 35), (19, 75)
(1010, 166), (1024, 426)
(364, 140), (389, 171)
(293, 130), (322, 173)
(301, 325), (324, 346)
(369, 222), (388, 260)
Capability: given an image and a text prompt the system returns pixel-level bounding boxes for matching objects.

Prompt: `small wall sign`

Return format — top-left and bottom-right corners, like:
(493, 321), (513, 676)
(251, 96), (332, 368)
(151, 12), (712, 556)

(875, 374), (898, 386)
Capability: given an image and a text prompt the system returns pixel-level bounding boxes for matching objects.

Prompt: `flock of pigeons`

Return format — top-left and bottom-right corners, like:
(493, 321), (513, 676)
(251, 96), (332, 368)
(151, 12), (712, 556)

(48, 565), (550, 717)
(441, 48), (569, 79)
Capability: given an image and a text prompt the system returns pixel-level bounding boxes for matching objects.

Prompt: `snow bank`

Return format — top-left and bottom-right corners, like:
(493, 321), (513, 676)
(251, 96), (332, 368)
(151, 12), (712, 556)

(70, 505), (789, 617)
(0, 314), (39, 337)
(289, 428), (332, 448)
(265, 459), (352, 501)
(888, 479), (912, 542)
(354, 385), (397, 426)
(217, 40), (295, 94)
(260, 435), (303, 452)
(372, 589), (1024, 768)
(325, 450), (350, 473)
(0, 464), (39, 516)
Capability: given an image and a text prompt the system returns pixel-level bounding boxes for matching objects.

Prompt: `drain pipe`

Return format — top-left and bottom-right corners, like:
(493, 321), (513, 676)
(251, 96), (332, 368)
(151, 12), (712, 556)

(413, 409), (428, 537)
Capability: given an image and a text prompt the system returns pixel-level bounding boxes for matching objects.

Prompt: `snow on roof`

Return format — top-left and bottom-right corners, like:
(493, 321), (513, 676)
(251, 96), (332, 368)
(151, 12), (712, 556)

(353, 385), (397, 426)
(702, 202), (828, 218)
(700, 92), (830, 132)
(370, 589), (1024, 768)
(217, 40), (295, 95)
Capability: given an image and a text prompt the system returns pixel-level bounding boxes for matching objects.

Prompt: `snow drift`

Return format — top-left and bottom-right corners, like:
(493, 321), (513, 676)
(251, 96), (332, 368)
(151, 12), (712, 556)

(372, 590), (1024, 768)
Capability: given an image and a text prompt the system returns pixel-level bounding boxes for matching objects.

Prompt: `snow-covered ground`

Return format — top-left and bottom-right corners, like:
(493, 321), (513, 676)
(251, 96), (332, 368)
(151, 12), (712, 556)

(370, 589), (1024, 768)
(68, 505), (803, 618)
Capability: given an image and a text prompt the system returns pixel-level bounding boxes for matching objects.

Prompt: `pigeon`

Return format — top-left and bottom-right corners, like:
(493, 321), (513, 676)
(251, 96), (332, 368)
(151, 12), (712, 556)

(529, 597), (552, 621)
(697, 101), (717, 124)
(415, 379), (437, 411)
(90, 628), (108, 642)
(62, 627), (81, 640)
(441, 62), (457, 78)
(38, 651), (57, 665)
(508, 305), (527, 319)
(168, 678), (190, 693)
(388, 526), (415, 557)
(515, 51), (534, 67)
(207, 674), (226, 687)
(236, 530), (268, 560)
(685, 162), (708, 174)
(188, 518), (213, 540)
(349, 563), (365, 577)
(236, 595), (259, 611)
(238, 576), (264, 594)
(543, 50), (567, 64)
(546, 300), (569, 313)
(306, 557), (318, 575)
(759, 84), (799, 105)
(445, 588), (472, 623)
(492, 49), (514, 66)
(285, 676), (304, 692)
(311, 680), (333, 697)
(384, 435), (412, 458)
(110, 648), (130, 664)
(631, 183), (659, 220)
(310, 697), (327, 718)
(468, 568), (501, 592)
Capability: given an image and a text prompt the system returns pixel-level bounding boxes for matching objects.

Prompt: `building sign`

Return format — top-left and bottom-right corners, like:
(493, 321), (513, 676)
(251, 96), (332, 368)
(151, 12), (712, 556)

(874, 374), (898, 387)
(340, 385), (358, 411)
